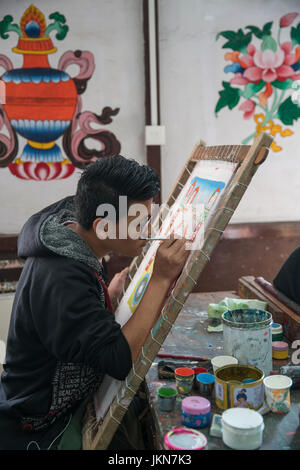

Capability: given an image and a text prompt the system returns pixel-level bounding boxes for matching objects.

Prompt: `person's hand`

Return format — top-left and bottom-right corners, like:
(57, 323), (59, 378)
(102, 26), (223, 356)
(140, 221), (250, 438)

(108, 267), (129, 301)
(151, 236), (190, 284)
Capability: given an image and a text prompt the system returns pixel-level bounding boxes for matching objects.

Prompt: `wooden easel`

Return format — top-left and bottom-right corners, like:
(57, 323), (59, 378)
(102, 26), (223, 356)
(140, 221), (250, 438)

(82, 132), (273, 450)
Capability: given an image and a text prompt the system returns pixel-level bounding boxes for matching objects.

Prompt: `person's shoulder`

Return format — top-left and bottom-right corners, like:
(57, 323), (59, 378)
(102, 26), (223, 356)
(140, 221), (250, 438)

(31, 256), (96, 281)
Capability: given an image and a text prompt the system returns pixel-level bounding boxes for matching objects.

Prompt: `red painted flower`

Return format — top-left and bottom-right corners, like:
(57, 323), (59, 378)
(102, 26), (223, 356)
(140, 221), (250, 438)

(243, 41), (297, 83)
(280, 12), (299, 28)
(238, 99), (255, 119)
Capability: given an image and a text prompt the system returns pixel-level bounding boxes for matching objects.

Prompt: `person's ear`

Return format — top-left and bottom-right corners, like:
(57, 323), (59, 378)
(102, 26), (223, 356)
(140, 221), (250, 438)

(93, 217), (117, 240)
(93, 217), (107, 240)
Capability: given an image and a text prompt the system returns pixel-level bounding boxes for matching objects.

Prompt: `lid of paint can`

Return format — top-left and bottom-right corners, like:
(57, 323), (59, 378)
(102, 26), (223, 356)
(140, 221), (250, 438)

(272, 341), (288, 351)
(181, 396), (211, 415)
(175, 367), (195, 377)
(196, 373), (215, 384)
(192, 367), (208, 375)
(222, 408), (263, 431)
(272, 323), (283, 334)
(157, 387), (178, 398)
(164, 427), (207, 450)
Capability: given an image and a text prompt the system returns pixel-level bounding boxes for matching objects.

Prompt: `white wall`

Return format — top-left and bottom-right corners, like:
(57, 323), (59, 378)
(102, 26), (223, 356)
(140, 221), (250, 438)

(1, 0), (300, 234)
(159, 0), (300, 223)
(0, 0), (146, 234)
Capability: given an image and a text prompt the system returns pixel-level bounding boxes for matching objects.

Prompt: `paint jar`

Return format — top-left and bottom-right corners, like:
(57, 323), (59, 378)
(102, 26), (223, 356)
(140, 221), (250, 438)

(164, 427), (207, 450)
(196, 373), (215, 396)
(192, 367), (207, 389)
(263, 374), (292, 414)
(272, 341), (289, 360)
(221, 408), (264, 450)
(222, 309), (273, 376)
(215, 364), (264, 410)
(272, 323), (283, 342)
(211, 355), (238, 374)
(157, 387), (178, 412)
(175, 368), (194, 395)
(181, 396), (211, 429)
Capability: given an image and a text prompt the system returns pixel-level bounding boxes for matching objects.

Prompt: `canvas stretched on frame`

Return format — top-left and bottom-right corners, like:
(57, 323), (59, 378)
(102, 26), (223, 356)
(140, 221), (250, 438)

(94, 159), (237, 421)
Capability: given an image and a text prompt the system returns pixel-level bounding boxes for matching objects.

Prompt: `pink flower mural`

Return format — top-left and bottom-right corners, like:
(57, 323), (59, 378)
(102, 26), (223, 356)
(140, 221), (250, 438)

(216, 12), (300, 151)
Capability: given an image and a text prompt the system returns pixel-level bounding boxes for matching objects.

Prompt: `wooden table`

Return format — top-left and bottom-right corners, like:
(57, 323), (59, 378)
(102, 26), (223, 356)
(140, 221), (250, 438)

(144, 291), (300, 450)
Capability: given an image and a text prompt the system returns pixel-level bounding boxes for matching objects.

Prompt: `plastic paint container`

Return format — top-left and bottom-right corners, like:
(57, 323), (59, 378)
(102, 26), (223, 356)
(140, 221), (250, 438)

(196, 373), (215, 396)
(157, 387), (178, 412)
(181, 396), (211, 429)
(272, 341), (289, 360)
(175, 368), (194, 395)
(192, 367), (207, 389)
(215, 364), (264, 410)
(221, 408), (264, 450)
(222, 309), (273, 376)
(164, 427), (207, 450)
(272, 323), (283, 342)
(211, 355), (238, 374)
(263, 374), (292, 414)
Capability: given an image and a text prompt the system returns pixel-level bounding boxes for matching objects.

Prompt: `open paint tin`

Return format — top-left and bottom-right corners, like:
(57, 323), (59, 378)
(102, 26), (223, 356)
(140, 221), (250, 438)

(222, 309), (273, 376)
(164, 427), (207, 450)
(215, 364), (264, 410)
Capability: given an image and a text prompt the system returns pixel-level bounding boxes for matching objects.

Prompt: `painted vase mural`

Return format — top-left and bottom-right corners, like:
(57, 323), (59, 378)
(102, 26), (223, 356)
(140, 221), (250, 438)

(216, 12), (300, 152)
(0, 5), (120, 180)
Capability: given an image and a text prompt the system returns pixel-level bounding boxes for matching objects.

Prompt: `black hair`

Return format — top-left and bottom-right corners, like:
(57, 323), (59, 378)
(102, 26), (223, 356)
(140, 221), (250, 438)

(75, 155), (160, 230)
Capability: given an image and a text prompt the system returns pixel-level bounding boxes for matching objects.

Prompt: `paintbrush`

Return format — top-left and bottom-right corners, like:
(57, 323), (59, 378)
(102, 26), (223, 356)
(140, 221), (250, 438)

(157, 353), (210, 362)
(140, 238), (193, 241)
(140, 238), (168, 241)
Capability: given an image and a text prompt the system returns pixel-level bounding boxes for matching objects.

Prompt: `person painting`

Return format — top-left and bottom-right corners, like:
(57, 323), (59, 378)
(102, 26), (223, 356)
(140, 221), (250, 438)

(0, 155), (190, 450)
(273, 245), (300, 307)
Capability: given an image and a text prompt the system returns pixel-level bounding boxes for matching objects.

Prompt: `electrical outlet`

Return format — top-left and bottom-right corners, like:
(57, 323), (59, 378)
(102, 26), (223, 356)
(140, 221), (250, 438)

(145, 125), (166, 146)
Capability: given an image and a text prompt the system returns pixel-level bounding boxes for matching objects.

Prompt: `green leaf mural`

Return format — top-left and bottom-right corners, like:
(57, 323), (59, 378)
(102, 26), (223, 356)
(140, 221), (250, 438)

(277, 97), (300, 125)
(217, 29), (252, 53)
(215, 82), (241, 115)
(291, 23), (300, 47)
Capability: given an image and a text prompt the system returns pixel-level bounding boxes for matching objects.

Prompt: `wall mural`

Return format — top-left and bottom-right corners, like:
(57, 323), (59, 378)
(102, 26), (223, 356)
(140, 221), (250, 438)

(216, 12), (300, 152)
(0, 4), (121, 180)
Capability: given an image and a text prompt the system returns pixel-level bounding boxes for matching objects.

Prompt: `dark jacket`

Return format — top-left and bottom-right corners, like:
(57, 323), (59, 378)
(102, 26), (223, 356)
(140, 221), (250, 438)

(0, 196), (132, 449)
(273, 245), (300, 306)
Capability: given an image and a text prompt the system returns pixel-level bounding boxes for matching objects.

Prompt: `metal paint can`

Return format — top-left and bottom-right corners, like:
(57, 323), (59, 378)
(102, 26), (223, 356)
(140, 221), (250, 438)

(175, 367), (194, 395)
(196, 373), (215, 396)
(157, 387), (178, 412)
(164, 427), (207, 450)
(222, 309), (273, 376)
(215, 364), (264, 410)
(192, 367), (207, 389)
